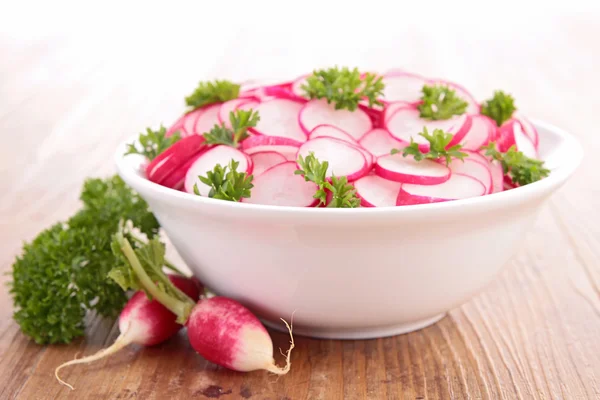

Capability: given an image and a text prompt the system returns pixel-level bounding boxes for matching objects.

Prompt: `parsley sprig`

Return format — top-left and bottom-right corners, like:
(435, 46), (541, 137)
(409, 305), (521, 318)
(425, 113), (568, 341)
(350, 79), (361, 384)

(295, 152), (360, 208)
(125, 125), (180, 161)
(185, 80), (240, 110)
(483, 143), (549, 185)
(301, 66), (384, 111)
(9, 176), (163, 344)
(194, 159), (254, 201)
(481, 91), (517, 126)
(392, 127), (468, 166)
(418, 84), (469, 120)
(203, 109), (259, 147)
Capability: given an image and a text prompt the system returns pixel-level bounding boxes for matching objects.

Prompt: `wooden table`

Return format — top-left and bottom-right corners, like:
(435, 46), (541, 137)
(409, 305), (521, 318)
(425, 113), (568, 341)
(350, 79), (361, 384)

(1, 5), (599, 399)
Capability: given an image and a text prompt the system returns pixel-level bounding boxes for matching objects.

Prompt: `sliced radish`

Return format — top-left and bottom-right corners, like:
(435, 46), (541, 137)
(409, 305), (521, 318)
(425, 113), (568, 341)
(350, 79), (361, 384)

(375, 153), (450, 185)
(240, 135), (302, 161)
(460, 114), (496, 150)
(161, 152), (203, 190)
(146, 135), (206, 185)
(243, 162), (318, 207)
(291, 75), (308, 98)
(218, 98), (258, 127)
(299, 99), (372, 141)
(497, 119), (538, 158)
(514, 112), (539, 147)
(427, 79), (480, 114)
(381, 72), (428, 103)
(194, 103), (222, 136)
(489, 160), (504, 194)
(309, 124), (359, 144)
(250, 151), (287, 176)
(251, 98), (307, 142)
(359, 128), (404, 157)
(297, 137), (369, 181)
(184, 145), (252, 195)
(182, 109), (204, 137)
(167, 114), (186, 137)
(385, 106), (470, 148)
(383, 101), (412, 125)
(397, 174), (486, 206)
(448, 153), (492, 194)
(354, 175), (402, 207)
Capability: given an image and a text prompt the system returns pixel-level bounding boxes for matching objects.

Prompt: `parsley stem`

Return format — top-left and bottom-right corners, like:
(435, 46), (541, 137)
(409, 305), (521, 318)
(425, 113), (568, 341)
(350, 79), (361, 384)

(129, 235), (185, 276)
(119, 236), (194, 323)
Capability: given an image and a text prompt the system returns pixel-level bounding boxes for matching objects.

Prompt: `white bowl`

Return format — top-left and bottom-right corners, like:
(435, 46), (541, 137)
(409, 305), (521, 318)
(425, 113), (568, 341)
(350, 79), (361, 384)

(115, 120), (582, 339)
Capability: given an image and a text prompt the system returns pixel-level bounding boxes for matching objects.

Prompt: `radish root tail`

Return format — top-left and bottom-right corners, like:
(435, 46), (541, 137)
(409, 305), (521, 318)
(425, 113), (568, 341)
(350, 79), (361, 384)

(54, 333), (131, 390)
(266, 317), (295, 375)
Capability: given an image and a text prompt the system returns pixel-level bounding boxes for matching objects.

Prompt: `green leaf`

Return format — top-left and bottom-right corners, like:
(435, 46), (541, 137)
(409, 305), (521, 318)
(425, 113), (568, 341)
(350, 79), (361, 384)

(295, 152), (360, 208)
(418, 84), (469, 120)
(125, 125), (180, 161)
(301, 66), (384, 111)
(185, 80), (240, 110)
(203, 109), (260, 147)
(394, 127), (468, 166)
(194, 159), (254, 202)
(481, 91), (517, 126)
(483, 142), (549, 185)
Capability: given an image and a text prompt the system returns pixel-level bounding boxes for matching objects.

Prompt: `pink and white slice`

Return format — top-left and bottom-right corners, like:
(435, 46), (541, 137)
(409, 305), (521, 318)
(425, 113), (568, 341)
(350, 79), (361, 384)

(396, 174), (486, 205)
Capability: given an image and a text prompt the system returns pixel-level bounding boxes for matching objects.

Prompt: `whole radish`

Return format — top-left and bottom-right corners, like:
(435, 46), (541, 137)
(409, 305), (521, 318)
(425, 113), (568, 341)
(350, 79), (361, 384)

(114, 234), (294, 375)
(55, 274), (203, 390)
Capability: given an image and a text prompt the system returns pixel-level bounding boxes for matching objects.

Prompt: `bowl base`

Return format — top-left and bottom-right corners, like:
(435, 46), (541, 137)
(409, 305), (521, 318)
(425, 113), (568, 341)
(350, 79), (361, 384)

(261, 313), (446, 340)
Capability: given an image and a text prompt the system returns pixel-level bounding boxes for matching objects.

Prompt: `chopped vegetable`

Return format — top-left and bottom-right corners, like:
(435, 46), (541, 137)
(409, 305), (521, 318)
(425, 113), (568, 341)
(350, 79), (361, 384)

(125, 125), (181, 161)
(481, 90), (517, 126)
(301, 66), (384, 111)
(185, 80), (240, 110)
(204, 109), (260, 147)
(194, 159), (254, 202)
(9, 176), (160, 344)
(295, 152), (361, 208)
(418, 84), (469, 120)
(483, 143), (549, 185)
(392, 127), (468, 166)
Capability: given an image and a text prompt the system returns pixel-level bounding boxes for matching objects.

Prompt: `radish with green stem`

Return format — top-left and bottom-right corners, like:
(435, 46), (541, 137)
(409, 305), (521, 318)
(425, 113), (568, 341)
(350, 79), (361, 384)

(111, 231), (295, 374)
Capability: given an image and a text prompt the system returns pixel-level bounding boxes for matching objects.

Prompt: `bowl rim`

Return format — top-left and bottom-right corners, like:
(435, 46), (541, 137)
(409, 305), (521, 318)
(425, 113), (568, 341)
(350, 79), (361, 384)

(115, 119), (583, 216)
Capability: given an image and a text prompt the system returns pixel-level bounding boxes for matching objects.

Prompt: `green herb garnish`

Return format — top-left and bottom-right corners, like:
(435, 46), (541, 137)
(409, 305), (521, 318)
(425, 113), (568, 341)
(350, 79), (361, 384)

(125, 125), (180, 161)
(295, 152), (360, 208)
(484, 143), (549, 185)
(392, 127), (468, 166)
(185, 80), (240, 110)
(194, 159), (254, 202)
(481, 90), (517, 126)
(301, 66), (384, 111)
(203, 109), (259, 147)
(418, 84), (469, 120)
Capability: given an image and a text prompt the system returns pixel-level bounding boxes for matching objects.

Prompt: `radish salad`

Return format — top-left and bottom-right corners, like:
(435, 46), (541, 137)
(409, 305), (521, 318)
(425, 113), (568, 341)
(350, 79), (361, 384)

(127, 67), (549, 208)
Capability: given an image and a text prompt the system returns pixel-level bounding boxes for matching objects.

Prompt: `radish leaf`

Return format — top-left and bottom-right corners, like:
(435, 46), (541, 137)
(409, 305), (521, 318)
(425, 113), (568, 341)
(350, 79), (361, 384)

(125, 125), (180, 161)
(194, 159), (254, 201)
(481, 91), (517, 126)
(418, 85), (468, 120)
(483, 143), (549, 185)
(301, 67), (384, 111)
(393, 127), (468, 166)
(204, 110), (259, 147)
(185, 80), (240, 110)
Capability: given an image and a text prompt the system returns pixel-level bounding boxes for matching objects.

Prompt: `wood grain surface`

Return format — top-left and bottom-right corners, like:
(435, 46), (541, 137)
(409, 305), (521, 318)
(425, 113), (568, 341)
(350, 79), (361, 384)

(1, 3), (600, 399)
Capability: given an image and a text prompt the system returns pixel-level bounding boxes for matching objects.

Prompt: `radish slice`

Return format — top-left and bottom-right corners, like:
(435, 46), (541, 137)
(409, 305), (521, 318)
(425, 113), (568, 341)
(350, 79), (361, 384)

(385, 106), (470, 148)
(381, 72), (428, 103)
(448, 153), (492, 194)
(460, 115), (496, 150)
(397, 174), (486, 205)
(498, 119), (538, 158)
(218, 98), (258, 127)
(184, 145), (252, 195)
(354, 175), (402, 207)
(427, 79), (480, 114)
(241, 135), (302, 161)
(250, 151), (287, 176)
(359, 128), (404, 157)
(297, 137), (368, 181)
(182, 109), (205, 137)
(251, 98), (307, 142)
(291, 75), (308, 98)
(299, 99), (373, 141)
(375, 153), (450, 185)
(194, 103), (221, 136)
(243, 162), (318, 207)
(161, 152), (203, 190)
(309, 124), (359, 144)
(146, 135), (206, 185)
(489, 160), (504, 193)
(167, 114), (186, 137)
(514, 112), (539, 147)
(383, 101), (412, 125)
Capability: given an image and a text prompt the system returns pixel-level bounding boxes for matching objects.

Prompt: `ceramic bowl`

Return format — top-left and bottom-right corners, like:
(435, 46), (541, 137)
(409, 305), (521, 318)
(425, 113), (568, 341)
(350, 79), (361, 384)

(115, 120), (582, 339)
